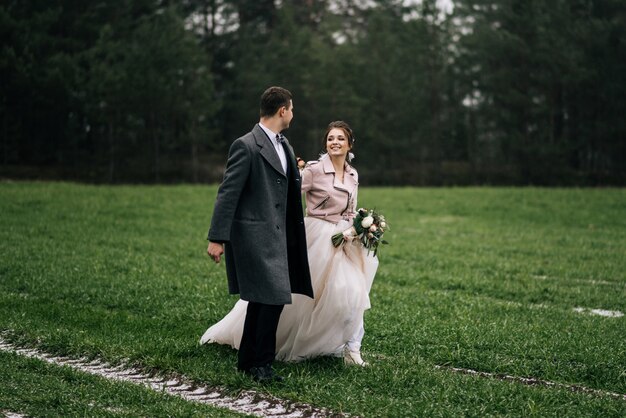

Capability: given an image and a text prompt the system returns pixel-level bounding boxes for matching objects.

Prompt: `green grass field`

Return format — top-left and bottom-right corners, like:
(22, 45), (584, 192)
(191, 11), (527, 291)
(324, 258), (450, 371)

(1, 182), (625, 417)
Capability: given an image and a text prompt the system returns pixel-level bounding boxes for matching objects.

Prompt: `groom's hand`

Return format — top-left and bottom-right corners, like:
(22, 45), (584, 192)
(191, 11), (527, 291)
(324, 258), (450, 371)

(207, 241), (224, 264)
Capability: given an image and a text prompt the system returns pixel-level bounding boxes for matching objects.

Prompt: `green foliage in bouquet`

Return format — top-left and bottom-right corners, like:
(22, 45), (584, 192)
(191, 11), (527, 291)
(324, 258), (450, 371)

(331, 208), (389, 256)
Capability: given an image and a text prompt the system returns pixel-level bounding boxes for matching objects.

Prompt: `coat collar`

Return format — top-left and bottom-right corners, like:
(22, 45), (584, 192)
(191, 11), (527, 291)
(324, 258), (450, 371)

(320, 153), (357, 192)
(253, 123), (287, 178)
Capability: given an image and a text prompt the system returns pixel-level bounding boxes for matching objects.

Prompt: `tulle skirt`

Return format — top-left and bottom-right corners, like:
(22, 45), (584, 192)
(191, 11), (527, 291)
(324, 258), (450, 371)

(200, 217), (379, 361)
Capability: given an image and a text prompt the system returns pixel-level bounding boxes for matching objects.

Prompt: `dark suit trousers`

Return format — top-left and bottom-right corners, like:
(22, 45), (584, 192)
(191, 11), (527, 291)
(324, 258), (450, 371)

(238, 302), (284, 371)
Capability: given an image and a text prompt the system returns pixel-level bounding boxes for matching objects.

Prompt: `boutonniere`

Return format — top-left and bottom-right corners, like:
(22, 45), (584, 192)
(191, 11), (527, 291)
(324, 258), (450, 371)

(296, 157), (306, 172)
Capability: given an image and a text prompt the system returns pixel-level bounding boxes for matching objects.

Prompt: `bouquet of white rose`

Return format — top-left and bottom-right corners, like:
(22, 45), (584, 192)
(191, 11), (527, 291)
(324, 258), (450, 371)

(331, 208), (389, 256)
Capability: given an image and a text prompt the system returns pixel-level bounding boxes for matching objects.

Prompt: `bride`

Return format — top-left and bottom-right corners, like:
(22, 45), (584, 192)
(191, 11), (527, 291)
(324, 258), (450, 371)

(201, 121), (378, 366)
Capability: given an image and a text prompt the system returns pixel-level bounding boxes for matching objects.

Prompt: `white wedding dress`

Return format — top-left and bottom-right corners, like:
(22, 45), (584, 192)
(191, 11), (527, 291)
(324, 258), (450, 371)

(200, 217), (379, 361)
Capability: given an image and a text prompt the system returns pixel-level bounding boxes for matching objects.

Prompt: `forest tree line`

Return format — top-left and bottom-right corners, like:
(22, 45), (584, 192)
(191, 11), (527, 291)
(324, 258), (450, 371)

(1, 0), (624, 185)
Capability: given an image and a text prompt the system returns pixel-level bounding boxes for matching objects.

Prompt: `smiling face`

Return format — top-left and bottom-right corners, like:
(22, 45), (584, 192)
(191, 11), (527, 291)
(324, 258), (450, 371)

(326, 127), (351, 160)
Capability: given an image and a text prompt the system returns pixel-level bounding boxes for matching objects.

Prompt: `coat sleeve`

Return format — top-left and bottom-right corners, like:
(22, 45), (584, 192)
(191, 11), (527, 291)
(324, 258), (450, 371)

(207, 139), (251, 242)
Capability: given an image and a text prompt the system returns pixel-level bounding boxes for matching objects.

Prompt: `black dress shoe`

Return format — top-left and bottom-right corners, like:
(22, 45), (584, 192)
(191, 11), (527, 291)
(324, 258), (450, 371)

(248, 366), (270, 382)
(263, 365), (284, 383)
(248, 364), (284, 383)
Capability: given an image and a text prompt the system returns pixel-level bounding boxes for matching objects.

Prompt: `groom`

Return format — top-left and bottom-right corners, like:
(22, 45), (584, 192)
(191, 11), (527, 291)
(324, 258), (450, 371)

(206, 86), (313, 383)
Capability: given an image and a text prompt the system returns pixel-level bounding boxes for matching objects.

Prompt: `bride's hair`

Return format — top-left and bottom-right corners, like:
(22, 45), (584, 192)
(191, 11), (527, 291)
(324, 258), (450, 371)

(321, 121), (356, 162)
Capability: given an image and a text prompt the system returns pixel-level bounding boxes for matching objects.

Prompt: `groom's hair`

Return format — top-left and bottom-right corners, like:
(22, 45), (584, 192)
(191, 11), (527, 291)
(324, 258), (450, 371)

(260, 86), (292, 117)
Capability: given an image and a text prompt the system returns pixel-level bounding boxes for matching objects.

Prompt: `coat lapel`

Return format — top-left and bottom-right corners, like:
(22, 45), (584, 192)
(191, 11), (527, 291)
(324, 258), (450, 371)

(253, 124), (287, 178)
(322, 154), (357, 194)
(282, 137), (298, 178)
(342, 164), (358, 193)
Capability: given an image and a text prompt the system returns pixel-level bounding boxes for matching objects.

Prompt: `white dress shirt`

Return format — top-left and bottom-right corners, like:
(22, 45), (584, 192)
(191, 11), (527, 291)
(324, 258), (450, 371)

(259, 122), (288, 174)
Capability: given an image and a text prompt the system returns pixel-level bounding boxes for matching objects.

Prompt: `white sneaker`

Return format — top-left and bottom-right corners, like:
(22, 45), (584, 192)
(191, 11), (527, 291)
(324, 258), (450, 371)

(343, 346), (369, 367)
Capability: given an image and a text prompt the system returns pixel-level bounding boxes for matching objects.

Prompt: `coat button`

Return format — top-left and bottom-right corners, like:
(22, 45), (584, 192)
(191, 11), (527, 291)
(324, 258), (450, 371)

(276, 225), (280, 230)
(275, 203), (280, 208)
(276, 179), (281, 184)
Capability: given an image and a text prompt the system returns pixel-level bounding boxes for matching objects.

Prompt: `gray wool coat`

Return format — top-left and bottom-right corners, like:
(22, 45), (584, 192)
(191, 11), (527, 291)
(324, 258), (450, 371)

(208, 124), (314, 305)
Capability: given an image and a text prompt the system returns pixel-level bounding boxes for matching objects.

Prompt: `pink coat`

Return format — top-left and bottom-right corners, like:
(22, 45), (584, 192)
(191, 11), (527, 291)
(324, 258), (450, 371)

(301, 154), (358, 224)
